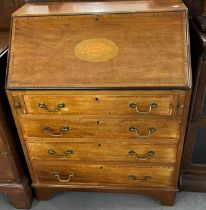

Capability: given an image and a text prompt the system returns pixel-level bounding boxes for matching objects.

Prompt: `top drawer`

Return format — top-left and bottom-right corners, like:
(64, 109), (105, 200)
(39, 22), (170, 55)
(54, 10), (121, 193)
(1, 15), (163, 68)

(17, 92), (182, 116)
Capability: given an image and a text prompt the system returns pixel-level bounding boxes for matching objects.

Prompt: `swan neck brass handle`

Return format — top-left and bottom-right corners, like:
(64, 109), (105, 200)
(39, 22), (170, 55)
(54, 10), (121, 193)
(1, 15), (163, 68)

(43, 126), (69, 137)
(129, 102), (157, 114)
(128, 150), (155, 160)
(48, 149), (73, 158)
(39, 102), (65, 112)
(54, 172), (75, 183)
(128, 127), (156, 138)
(128, 175), (152, 182)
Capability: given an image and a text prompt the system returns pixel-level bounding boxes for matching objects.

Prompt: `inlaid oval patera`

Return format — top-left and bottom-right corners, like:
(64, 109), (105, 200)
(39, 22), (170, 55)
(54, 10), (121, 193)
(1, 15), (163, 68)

(74, 38), (118, 62)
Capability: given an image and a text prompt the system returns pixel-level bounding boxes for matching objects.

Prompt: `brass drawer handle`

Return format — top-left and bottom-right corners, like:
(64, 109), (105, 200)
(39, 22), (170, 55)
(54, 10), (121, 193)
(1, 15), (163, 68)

(0, 151), (9, 157)
(43, 126), (69, 137)
(39, 102), (65, 112)
(128, 150), (155, 160)
(48, 149), (73, 158)
(54, 172), (75, 183)
(128, 175), (152, 182)
(128, 127), (156, 138)
(129, 102), (157, 114)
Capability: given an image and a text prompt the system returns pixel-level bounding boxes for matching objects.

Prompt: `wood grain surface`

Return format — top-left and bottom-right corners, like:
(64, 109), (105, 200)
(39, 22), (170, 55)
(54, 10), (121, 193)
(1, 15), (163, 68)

(20, 118), (181, 140)
(32, 162), (175, 187)
(26, 141), (177, 163)
(0, 155), (16, 182)
(7, 2), (190, 89)
(22, 92), (177, 116)
(13, 1), (186, 16)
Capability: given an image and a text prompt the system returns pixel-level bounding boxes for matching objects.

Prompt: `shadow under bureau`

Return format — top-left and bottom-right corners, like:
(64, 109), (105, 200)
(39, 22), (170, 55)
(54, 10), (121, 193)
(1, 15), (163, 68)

(6, 0), (191, 205)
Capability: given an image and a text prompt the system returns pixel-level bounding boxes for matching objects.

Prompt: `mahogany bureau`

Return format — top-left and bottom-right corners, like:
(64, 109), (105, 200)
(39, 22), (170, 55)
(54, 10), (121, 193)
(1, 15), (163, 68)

(6, 0), (191, 205)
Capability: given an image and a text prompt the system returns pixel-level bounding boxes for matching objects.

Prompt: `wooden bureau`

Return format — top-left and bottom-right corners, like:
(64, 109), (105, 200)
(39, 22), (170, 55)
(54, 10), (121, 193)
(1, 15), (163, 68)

(6, 0), (191, 205)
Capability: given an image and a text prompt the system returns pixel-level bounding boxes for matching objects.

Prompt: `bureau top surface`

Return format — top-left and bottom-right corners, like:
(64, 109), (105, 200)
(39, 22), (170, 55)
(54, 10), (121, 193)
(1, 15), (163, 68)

(12, 1), (186, 16)
(7, 0), (191, 90)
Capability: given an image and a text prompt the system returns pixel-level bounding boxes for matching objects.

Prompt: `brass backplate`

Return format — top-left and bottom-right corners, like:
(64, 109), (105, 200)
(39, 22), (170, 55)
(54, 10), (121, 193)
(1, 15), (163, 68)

(74, 38), (118, 62)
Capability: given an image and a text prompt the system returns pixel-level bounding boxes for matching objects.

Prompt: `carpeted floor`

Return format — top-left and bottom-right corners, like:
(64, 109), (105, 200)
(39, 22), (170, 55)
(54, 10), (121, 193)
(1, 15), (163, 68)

(0, 191), (205, 210)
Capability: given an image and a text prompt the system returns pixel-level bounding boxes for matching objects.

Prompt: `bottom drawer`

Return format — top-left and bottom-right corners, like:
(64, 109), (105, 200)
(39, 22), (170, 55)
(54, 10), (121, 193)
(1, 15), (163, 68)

(33, 162), (174, 187)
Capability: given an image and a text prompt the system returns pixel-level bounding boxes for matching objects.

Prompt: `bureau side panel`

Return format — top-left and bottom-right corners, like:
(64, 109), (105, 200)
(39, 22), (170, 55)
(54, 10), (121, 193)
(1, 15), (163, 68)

(173, 90), (191, 186)
(6, 90), (37, 182)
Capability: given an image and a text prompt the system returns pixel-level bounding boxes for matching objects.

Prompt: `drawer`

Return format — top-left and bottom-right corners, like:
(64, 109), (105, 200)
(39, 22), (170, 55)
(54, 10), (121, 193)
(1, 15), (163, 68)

(20, 118), (180, 141)
(26, 141), (177, 164)
(22, 93), (177, 116)
(0, 155), (16, 182)
(33, 162), (174, 187)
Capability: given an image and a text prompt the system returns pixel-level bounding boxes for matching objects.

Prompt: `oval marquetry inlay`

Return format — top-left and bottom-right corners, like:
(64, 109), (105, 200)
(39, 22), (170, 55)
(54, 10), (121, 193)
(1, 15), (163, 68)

(74, 38), (118, 62)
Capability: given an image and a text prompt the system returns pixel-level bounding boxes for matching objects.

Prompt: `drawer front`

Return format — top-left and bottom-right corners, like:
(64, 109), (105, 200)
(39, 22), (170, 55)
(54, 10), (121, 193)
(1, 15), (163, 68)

(20, 118), (180, 141)
(27, 141), (177, 164)
(33, 162), (174, 187)
(23, 94), (176, 116)
(0, 155), (16, 182)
